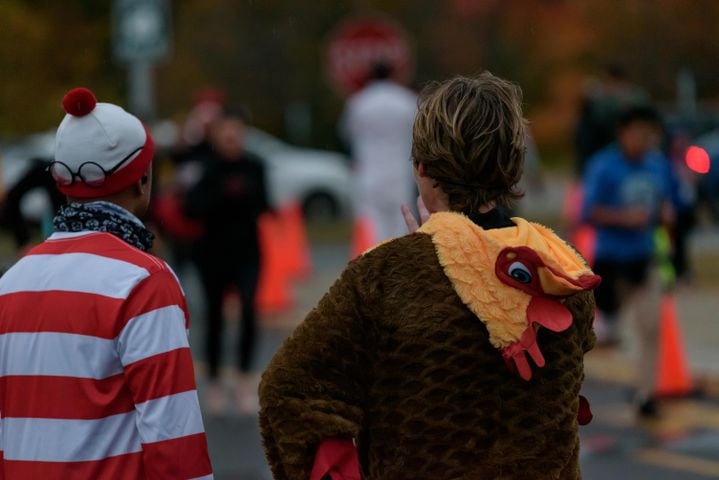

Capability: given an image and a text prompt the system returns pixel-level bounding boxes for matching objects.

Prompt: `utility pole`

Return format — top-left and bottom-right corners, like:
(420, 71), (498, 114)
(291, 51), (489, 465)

(112, 0), (171, 121)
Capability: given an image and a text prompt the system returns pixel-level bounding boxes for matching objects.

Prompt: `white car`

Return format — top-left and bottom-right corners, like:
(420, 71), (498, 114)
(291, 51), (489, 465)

(244, 127), (352, 220)
(1, 127), (354, 222)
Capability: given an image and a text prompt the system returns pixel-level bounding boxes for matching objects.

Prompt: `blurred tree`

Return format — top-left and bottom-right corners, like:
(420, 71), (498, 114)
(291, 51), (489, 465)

(3, 0), (719, 162)
(0, 0), (119, 135)
(578, 0), (719, 98)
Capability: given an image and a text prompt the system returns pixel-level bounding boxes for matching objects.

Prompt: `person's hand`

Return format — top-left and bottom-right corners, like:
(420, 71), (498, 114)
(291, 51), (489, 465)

(622, 206), (651, 229)
(660, 202), (676, 227)
(401, 196), (430, 233)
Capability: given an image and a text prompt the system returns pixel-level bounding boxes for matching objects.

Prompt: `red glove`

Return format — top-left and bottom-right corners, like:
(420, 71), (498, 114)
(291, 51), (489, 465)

(310, 438), (360, 480)
(578, 395), (593, 425)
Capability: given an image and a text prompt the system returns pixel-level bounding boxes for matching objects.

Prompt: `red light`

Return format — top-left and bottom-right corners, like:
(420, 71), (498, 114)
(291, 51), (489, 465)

(685, 146), (711, 174)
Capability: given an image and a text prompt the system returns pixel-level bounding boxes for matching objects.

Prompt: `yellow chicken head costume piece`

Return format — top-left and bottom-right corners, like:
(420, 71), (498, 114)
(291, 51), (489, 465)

(419, 212), (601, 381)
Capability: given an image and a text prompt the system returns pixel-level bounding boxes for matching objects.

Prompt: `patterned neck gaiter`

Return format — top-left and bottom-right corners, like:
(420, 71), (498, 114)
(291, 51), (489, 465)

(53, 201), (155, 252)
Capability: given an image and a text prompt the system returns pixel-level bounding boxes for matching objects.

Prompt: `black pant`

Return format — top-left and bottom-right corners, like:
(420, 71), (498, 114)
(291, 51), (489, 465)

(593, 258), (651, 316)
(197, 258), (260, 378)
(672, 208), (695, 280)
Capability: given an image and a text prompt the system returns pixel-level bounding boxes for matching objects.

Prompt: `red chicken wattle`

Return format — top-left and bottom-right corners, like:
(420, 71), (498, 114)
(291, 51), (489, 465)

(310, 438), (360, 480)
(496, 246), (601, 381)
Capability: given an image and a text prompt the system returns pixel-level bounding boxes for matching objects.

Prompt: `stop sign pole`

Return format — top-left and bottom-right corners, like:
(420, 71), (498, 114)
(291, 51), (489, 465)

(128, 63), (153, 121)
(113, 0), (171, 121)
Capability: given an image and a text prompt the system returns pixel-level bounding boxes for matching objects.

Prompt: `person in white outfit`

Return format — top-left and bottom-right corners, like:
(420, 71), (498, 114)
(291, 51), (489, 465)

(341, 63), (418, 244)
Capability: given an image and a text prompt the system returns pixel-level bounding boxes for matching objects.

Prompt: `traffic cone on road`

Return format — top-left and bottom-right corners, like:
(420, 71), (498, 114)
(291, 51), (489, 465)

(562, 181), (596, 266)
(572, 225), (596, 267)
(350, 216), (374, 260)
(256, 213), (294, 314)
(655, 293), (694, 397)
(562, 180), (583, 227)
(280, 202), (312, 279)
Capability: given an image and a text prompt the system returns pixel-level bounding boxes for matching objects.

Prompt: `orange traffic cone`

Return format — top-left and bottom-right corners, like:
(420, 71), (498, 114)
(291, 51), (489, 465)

(655, 293), (694, 397)
(562, 180), (597, 266)
(563, 181), (596, 266)
(280, 202), (311, 279)
(349, 216), (374, 260)
(562, 180), (583, 227)
(572, 225), (596, 267)
(256, 213), (294, 313)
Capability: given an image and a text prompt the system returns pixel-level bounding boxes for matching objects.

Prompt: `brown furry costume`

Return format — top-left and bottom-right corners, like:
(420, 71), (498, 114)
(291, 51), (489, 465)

(259, 211), (598, 480)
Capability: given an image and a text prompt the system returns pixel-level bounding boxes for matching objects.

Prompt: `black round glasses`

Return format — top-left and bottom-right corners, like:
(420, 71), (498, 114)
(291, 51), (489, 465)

(48, 146), (143, 188)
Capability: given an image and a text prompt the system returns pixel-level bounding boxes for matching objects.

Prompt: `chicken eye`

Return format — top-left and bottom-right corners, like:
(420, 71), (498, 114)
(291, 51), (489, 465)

(508, 261), (532, 284)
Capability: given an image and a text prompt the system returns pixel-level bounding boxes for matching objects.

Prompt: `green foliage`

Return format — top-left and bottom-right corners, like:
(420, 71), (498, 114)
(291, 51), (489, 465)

(0, 0), (119, 135)
(3, 0), (719, 159)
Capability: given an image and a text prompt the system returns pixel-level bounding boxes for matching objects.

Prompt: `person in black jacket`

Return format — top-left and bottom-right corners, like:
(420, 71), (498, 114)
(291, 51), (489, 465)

(0, 157), (64, 252)
(185, 112), (271, 413)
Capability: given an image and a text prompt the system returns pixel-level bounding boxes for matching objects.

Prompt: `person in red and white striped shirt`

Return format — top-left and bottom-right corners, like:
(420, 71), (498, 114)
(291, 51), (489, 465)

(0, 88), (213, 479)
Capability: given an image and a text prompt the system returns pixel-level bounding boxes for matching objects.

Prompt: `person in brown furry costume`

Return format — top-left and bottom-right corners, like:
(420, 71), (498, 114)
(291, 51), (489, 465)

(259, 72), (600, 480)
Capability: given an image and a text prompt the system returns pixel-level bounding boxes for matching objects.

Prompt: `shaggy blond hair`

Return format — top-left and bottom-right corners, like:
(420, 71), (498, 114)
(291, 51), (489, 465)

(412, 72), (527, 212)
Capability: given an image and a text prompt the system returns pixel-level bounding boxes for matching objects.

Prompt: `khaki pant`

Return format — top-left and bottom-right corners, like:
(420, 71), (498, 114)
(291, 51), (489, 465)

(618, 265), (663, 397)
(602, 265), (662, 398)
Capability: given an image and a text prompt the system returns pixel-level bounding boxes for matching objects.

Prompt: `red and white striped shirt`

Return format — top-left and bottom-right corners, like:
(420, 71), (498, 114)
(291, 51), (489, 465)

(0, 231), (213, 479)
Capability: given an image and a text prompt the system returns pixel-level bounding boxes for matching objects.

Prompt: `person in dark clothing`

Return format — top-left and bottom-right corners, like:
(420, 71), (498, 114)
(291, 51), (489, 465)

(0, 157), (64, 251)
(574, 64), (649, 176)
(185, 113), (271, 414)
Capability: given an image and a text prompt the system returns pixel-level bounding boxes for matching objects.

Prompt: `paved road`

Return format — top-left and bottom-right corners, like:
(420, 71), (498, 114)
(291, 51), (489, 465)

(180, 233), (719, 479)
(581, 378), (719, 479)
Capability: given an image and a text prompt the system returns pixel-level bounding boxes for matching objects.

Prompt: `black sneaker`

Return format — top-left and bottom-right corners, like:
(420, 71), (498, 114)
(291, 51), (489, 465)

(637, 396), (659, 418)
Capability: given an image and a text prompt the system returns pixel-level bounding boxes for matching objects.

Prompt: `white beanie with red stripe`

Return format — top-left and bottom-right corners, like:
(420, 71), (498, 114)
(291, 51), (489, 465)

(52, 87), (154, 198)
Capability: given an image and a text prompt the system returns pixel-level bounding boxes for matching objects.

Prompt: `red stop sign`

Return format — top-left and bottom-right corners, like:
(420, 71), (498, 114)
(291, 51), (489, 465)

(326, 16), (414, 96)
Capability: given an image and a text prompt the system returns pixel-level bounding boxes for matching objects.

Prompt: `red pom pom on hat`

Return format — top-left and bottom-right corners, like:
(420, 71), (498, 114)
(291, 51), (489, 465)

(62, 87), (97, 117)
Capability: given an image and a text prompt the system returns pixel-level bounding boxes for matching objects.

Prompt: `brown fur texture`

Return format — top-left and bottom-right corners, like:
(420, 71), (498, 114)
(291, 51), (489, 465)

(259, 231), (596, 480)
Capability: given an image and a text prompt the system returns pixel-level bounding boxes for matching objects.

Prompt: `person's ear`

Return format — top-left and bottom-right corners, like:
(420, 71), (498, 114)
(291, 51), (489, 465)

(134, 175), (150, 196)
(417, 162), (428, 177)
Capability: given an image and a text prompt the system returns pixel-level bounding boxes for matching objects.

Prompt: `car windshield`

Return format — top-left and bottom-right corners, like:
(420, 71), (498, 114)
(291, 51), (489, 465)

(244, 127), (290, 157)
(4, 132), (55, 160)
